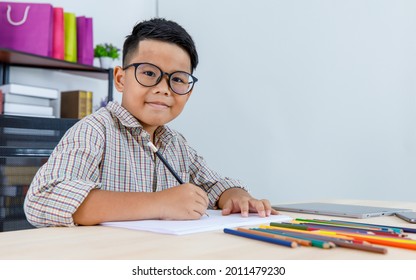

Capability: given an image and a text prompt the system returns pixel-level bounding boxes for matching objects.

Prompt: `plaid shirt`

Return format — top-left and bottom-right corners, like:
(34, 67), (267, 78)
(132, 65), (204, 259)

(24, 102), (247, 227)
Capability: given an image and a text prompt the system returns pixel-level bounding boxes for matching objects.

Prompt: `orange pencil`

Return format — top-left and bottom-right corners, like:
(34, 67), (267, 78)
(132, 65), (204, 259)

(320, 231), (416, 250)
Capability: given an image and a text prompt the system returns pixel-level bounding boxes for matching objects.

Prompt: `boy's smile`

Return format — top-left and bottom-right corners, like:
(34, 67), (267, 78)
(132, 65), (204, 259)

(114, 39), (193, 137)
(145, 99), (171, 110)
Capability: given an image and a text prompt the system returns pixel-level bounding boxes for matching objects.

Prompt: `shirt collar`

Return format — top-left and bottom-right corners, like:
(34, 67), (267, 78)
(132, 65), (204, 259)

(105, 101), (176, 144)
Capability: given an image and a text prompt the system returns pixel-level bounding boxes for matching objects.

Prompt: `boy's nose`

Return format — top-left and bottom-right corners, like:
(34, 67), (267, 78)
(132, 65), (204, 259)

(153, 75), (171, 95)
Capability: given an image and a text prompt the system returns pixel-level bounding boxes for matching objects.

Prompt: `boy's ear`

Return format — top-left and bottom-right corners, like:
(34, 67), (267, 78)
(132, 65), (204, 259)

(113, 66), (125, 92)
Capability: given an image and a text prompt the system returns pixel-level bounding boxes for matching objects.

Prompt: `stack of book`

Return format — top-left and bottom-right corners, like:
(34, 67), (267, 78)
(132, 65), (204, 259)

(0, 165), (38, 221)
(0, 84), (60, 118)
(60, 90), (93, 119)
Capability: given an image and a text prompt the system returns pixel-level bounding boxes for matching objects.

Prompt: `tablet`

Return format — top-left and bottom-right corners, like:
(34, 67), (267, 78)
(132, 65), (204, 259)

(272, 202), (412, 218)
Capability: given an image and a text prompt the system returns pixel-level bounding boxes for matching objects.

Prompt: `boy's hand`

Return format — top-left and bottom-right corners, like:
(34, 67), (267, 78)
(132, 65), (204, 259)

(218, 188), (279, 217)
(157, 183), (209, 220)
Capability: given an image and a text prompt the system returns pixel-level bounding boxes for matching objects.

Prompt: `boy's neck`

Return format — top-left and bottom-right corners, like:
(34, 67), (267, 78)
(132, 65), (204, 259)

(142, 126), (157, 143)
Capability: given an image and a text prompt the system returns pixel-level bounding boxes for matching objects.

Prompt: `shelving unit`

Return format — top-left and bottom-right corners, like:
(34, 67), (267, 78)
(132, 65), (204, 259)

(0, 48), (114, 231)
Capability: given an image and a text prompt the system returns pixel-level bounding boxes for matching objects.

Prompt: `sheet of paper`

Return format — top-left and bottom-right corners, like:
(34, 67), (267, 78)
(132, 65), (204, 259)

(101, 210), (292, 235)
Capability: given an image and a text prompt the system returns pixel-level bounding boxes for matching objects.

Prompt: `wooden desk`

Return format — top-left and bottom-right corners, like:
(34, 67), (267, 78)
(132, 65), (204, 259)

(1, 200), (415, 260)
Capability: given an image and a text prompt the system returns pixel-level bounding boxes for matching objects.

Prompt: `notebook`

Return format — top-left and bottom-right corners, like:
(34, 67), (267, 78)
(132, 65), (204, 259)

(272, 202), (412, 218)
(101, 210), (292, 235)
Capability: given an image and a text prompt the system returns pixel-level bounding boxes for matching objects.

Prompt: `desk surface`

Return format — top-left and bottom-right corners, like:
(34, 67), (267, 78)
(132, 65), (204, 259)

(1, 200), (416, 260)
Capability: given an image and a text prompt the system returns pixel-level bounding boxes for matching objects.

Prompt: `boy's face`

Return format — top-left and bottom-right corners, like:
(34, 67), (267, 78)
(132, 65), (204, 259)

(114, 39), (193, 136)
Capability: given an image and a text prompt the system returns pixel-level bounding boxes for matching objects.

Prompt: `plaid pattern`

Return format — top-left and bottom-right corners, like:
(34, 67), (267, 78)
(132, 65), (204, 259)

(24, 102), (247, 227)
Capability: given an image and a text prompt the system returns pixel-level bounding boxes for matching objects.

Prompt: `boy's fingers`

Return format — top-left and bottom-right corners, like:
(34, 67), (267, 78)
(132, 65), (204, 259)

(238, 201), (249, 217)
(221, 200), (232, 215)
(249, 199), (266, 217)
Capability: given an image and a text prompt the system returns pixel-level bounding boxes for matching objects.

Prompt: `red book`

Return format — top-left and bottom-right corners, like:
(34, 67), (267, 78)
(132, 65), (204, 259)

(52, 7), (65, 59)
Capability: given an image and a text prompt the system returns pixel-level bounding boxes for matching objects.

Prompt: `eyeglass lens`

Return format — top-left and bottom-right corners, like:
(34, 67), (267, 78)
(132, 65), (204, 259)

(135, 63), (195, 94)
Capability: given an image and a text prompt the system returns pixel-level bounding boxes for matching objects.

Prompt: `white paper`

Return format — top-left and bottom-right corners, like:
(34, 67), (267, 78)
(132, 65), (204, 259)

(101, 210), (292, 235)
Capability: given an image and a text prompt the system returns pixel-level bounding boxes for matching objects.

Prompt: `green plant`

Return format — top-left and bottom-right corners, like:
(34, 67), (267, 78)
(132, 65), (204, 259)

(94, 43), (120, 59)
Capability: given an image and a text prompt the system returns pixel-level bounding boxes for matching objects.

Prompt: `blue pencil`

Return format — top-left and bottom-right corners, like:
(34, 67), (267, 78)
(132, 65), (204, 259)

(223, 228), (298, 248)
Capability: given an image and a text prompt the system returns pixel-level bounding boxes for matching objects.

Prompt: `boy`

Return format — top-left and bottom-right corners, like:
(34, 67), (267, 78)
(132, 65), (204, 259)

(24, 18), (277, 227)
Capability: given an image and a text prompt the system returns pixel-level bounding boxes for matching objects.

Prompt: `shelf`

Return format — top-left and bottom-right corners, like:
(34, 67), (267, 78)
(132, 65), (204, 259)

(0, 47), (109, 80)
(0, 49), (113, 232)
(0, 218), (34, 232)
(0, 115), (78, 130)
(0, 115), (79, 158)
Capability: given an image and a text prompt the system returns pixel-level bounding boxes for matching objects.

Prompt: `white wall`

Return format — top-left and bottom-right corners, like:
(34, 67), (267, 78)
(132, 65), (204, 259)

(6, 0), (416, 203)
(159, 0), (416, 203)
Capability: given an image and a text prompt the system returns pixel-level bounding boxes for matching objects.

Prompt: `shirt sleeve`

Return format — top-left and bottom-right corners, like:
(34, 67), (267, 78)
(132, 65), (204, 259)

(24, 119), (105, 227)
(181, 137), (249, 209)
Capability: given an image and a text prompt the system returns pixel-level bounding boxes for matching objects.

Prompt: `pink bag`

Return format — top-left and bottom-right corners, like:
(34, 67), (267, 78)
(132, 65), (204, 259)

(76, 16), (94, 65)
(0, 2), (53, 57)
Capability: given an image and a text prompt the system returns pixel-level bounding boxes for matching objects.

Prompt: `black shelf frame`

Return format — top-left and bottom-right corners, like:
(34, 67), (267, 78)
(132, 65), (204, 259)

(0, 48), (113, 231)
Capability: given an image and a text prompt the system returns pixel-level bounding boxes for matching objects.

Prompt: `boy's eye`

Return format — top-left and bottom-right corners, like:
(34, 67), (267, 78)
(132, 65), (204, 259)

(141, 71), (157, 77)
(171, 77), (186, 84)
(171, 73), (190, 84)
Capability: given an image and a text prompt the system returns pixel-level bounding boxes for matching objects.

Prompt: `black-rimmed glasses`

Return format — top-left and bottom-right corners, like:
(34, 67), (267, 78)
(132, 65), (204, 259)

(123, 62), (198, 95)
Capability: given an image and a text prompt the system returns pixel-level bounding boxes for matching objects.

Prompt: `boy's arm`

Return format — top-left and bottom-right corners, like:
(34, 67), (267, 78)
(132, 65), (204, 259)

(217, 187), (279, 217)
(73, 183), (209, 225)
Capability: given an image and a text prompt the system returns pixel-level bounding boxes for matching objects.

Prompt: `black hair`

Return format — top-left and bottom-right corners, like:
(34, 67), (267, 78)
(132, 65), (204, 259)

(123, 18), (198, 72)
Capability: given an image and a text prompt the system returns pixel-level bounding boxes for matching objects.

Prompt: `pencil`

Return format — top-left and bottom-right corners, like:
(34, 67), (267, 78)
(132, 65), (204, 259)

(328, 219), (416, 234)
(254, 228), (335, 249)
(319, 230), (416, 250)
(147, 141), (209, 217)
(294, 218), (396, 233)
(147, 142), (184, 184)
(257, 228), (387, 254)
(275, 222), (405, 237)
(224, 228), (298, 248)
(236, 228), (312, 246)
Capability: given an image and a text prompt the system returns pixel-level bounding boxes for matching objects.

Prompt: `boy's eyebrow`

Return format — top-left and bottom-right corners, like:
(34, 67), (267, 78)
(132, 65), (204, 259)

(129, 61), (193, 74)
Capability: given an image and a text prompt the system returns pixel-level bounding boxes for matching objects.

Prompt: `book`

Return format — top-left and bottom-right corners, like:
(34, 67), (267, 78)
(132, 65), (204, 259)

(0, 89), (3, 114)
(64, 12), (77, 62)
(1, 174), (35, 185)
(86, 91), (93, 115)
(3, 91), (51, 106)
(2, 127), (56, 137)
(60, 90), (93, 119)
(77, 16), (94, 65)
(1, 166), (39, 176)
(4, 103), (54, 117)
(0, 84), (59, 99)
(102, 210), (293, 235)
(0, 206), (25, 219)
(0, 196), (25, 208)
(52, 7), (65, 60)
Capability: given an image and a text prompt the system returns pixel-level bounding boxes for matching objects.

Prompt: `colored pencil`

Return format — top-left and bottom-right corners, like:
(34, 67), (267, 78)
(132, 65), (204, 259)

(328, 219), (416, 234)
(274, 222), (405, 237)
(317, 230), (416, 250)
(255, 228), (335, 249)
(236, 228), (312, 246)
(294, 218), (398, 233)
(257, 228), (387, 254)
(223, 228), (298, 248)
